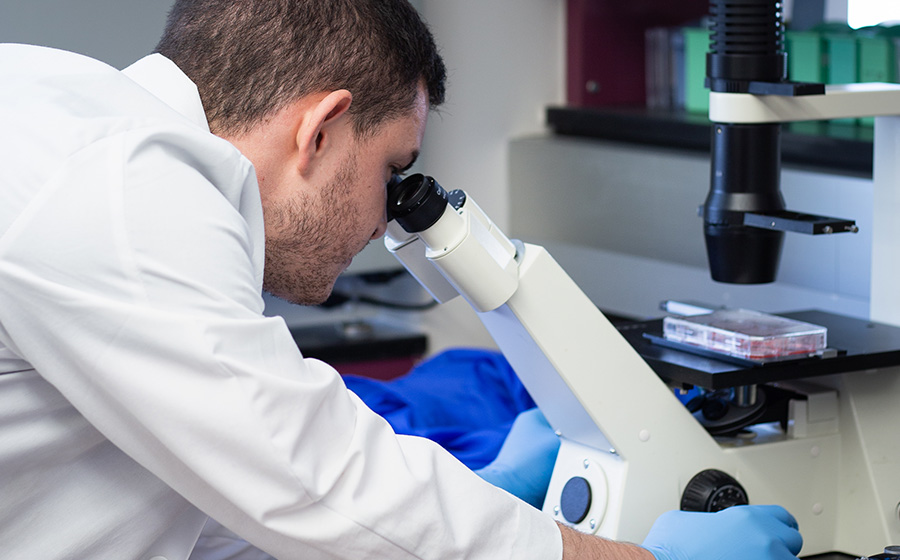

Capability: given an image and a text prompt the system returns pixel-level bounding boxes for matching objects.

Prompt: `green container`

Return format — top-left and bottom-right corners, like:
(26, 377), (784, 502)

(859, 27), (894, 125)
(886, 25), (900, 88)
(857, 30), (895, 82)
(816, 23), (858, 124)
(683, 26), (710, 114)
(786, 31), (825, 83)
(826, 34), (858, 84)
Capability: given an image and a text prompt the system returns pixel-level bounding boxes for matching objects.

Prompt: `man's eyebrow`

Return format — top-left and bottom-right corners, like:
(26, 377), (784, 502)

(398, 150), (419, 173)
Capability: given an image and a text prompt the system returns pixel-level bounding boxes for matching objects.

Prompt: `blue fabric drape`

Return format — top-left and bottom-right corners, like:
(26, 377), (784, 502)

(343, 348), (535, 469)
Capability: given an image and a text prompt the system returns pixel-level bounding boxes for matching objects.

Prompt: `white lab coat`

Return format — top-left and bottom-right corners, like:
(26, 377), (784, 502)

(0, 45), (562, 560)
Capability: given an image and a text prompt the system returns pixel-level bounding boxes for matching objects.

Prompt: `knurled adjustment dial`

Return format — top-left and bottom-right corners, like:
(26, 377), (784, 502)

(680, 469), (749, 512)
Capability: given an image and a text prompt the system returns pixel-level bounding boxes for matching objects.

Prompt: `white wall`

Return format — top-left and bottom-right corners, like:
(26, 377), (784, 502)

(417, 0), (566, 229)
(0, 0), (172, 69)
(397, 1), (567, 353)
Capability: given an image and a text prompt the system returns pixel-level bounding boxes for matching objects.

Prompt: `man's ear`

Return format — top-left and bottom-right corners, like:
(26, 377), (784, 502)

(295, 89), (353, 174)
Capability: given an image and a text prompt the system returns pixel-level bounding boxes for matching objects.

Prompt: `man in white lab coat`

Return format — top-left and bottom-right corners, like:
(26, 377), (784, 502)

(0, 0), (803, 558)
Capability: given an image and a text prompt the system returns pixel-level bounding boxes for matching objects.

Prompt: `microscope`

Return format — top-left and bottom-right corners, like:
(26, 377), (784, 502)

(384, 1), (900, 556)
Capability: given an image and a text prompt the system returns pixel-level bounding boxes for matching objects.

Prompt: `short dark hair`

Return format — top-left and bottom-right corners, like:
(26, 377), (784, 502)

(155, 0), (446, 137)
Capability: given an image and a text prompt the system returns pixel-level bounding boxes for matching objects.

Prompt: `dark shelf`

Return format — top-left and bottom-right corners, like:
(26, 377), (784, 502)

(290, 321), (427, 366)
(546, 106), (874, 176)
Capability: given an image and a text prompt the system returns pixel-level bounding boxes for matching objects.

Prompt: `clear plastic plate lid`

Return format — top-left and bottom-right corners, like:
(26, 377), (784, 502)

(662, 308), (827, 362)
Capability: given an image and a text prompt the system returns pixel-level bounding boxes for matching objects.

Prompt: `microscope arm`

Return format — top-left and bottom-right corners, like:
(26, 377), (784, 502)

(384, 175), (718, 466)
(710, 83), (900, 124)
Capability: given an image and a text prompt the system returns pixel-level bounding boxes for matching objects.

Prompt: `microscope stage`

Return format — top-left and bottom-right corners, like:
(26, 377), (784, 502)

(618, 310), (900, 389)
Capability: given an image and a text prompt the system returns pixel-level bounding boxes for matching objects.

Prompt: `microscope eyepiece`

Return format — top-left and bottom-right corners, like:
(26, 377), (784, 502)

(387, 174), (448, 233)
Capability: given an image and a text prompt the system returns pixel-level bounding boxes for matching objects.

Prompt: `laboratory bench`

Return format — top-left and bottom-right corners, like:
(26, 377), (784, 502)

(290, 320), (427, 380)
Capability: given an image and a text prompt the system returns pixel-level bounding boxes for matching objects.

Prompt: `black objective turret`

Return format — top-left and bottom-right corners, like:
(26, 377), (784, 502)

(700, 0), (855, 284)
(702, 0), (787, 284)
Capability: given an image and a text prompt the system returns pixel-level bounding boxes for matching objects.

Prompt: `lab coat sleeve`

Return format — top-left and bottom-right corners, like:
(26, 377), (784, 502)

(192, 518), (276, 560)
(0, 126), (563, 559)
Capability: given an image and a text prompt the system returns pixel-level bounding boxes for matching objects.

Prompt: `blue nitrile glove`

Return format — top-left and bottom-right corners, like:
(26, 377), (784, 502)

(474, 407), (560, 508)
(642, 505), (803, 560)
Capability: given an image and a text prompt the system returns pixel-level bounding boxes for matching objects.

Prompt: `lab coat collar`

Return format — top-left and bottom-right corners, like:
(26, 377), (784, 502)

(122, 53), (210, 132)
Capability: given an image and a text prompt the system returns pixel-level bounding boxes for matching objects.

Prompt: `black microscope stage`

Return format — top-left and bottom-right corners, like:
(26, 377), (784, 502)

(617, 310), (900, 390)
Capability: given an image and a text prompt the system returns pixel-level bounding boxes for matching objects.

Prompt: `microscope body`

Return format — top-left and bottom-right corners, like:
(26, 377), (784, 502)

(385, 3), (900, 542)
(385, 166), (900, 555)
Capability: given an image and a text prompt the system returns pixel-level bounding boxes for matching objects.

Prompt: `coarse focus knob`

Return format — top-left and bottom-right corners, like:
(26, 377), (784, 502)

(560, 476), (592, 524)
(680, 469), (749, 512)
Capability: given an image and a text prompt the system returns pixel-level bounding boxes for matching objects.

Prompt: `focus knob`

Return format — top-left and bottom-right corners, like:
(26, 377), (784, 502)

(681, 469), (748, 512)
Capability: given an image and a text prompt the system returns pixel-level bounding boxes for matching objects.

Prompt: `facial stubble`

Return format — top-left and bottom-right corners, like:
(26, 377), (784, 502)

(262, 154), (362, 305)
